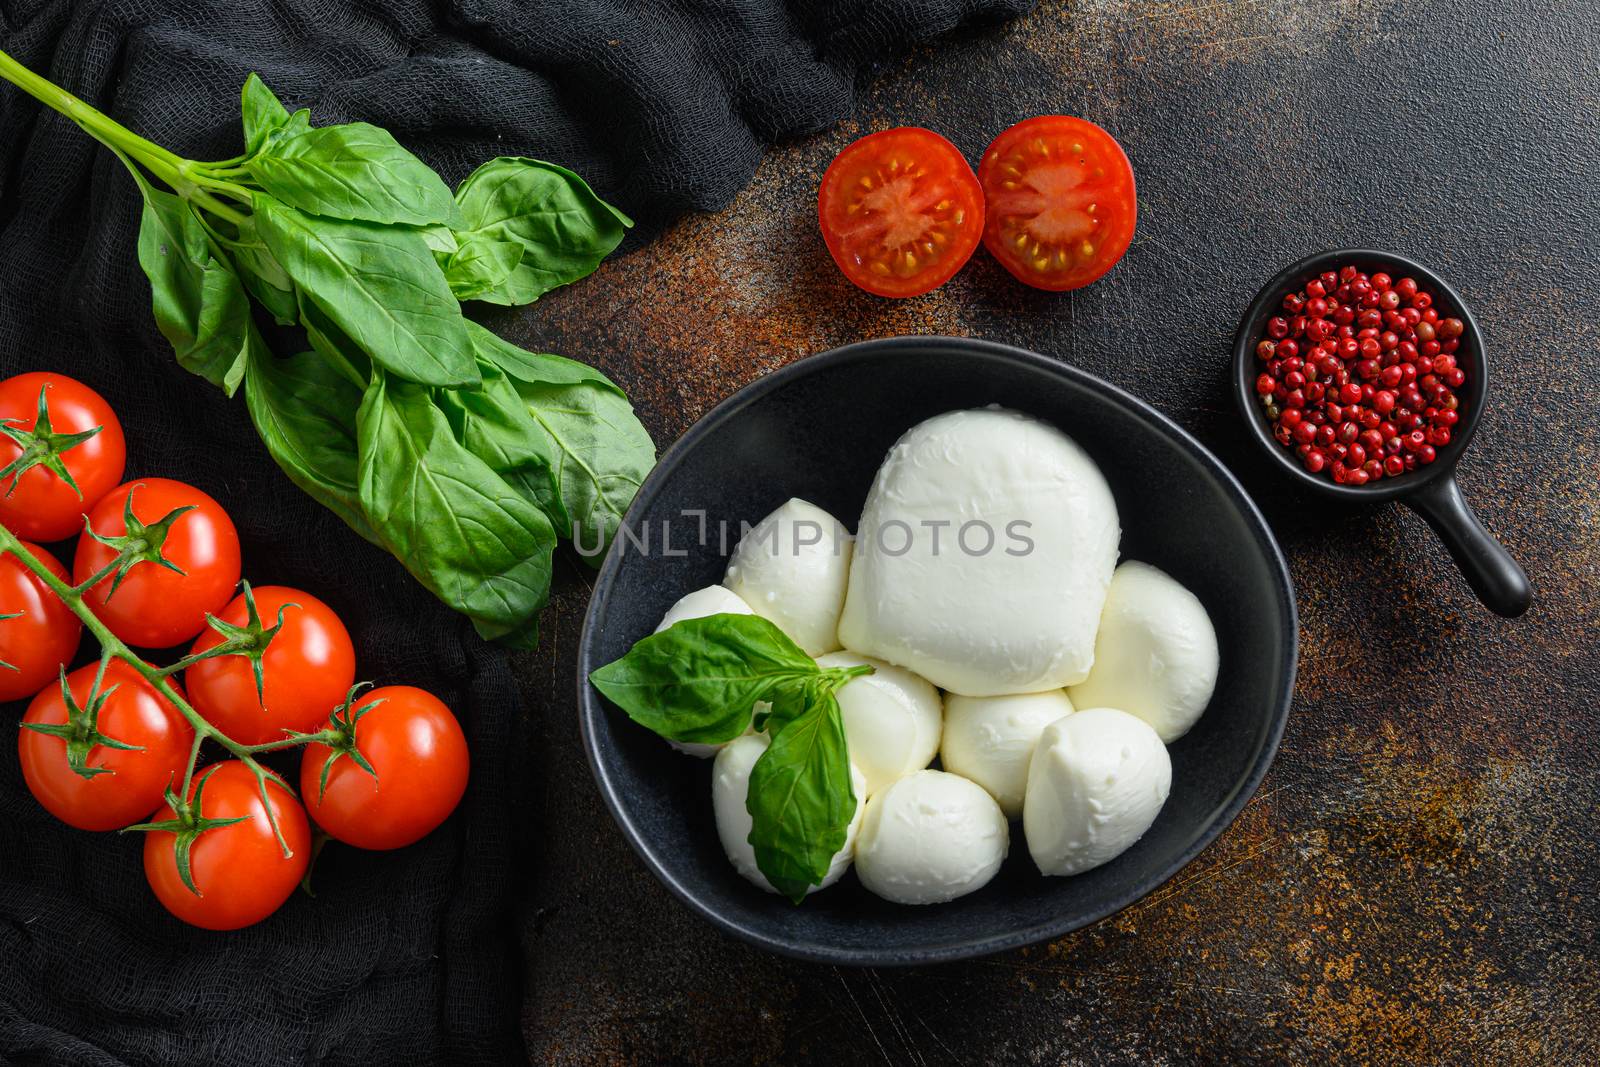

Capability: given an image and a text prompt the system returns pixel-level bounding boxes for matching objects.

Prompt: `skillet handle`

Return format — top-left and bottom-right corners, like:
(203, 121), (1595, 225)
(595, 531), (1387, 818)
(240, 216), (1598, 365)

(1401, 474), (1531, 617)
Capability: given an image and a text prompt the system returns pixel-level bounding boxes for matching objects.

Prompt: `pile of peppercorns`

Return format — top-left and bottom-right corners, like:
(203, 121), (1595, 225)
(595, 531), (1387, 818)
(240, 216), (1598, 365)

(1254, 266), (1466, 485)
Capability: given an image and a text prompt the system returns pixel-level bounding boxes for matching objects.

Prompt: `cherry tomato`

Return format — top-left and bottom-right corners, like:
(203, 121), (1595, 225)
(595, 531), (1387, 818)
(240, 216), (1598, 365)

(817, 127), (984, 298)
(977, 116), (1137, 291)
(185, 586), (356, 746)
(73, 478), (241, 648)
(19, 661), (193, 831)
(0, 372), (126, 542)
(143, 761), (310, 930)
(0, 541), (81, 702)
(301, 686), (469, 850)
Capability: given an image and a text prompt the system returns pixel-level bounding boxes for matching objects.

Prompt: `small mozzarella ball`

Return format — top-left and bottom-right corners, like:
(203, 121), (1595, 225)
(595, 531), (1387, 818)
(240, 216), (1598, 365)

(712, 733), (864, 895)
(817, 651), (941, 798)
(724, 498), (852, 656)
(1024, 708), (1171, 877)
(941, 690), (1076, 817)
(854, 770), (1009, 905)
(1068, 561), (1219, 743)
(654, 585), (754, 635)
(653, 585), (756, 758)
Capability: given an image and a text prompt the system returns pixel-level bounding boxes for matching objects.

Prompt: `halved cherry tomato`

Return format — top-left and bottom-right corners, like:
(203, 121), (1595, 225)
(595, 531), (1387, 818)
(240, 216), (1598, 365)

(186, 586), (356, 746)
(0, 372), (126, 542)
(818, 127), (984, 298)
(0, 541), (81, 702)
(73, 478), (241, 648)
(142, 760), (310, 930)
(978, 116), (1137, 291)
(301, 686), (469, 850)
(19, 661), (193, 831)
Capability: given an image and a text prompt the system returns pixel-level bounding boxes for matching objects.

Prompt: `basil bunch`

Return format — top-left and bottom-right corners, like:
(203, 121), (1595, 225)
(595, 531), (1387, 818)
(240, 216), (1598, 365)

(0, 53), (652, 646)
(590, 614), (874, 902)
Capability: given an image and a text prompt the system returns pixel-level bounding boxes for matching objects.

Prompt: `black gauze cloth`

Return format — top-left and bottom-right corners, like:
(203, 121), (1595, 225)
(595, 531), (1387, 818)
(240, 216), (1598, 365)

(0, 0), (1031, 1064)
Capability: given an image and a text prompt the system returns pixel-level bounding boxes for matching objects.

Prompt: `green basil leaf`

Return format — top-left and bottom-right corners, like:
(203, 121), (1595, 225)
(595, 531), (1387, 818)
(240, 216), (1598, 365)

(246, 121), (464, 227)
(135, 185), (252, 396)
(434, 354), (559, 517)
(471, 614), (541, 651)
(467, 319), (624, 394)
(747, 689), (856, 903)
(225, 216), (298, 326)
(418, 225), (459, 256)
(451, 157), (631, 305)
(240, 73), (291, 154)
(500, 368), (654, 557)
(356, 370), (555, 631)
(244, 345), (376, 543)
(295, 289), (372, 381)
(254, 197), (478, 387)
(588, 614), (817, 744)
(440, 236), (523, 301)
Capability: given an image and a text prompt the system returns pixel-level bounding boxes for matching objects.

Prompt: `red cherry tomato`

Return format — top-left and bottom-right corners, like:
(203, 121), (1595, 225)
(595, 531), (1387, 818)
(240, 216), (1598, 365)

(0, 541), (82, 702)
(0, 372), (126, 542)
(977, 116), (1137, 291)
(301, 686), (469, 850)
(817, 127), (984, 298)
(185, 586), (356, 746)
(142, 760), (310, 930)
(18, 661), (193, 831)
(73, 478), (241, 648)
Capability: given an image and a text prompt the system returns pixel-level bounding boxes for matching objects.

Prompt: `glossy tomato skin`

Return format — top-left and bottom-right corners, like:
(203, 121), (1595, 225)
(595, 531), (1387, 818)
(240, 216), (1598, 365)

(0, 541), (81, 702)
(978, 116), (1137, 292)
(818, 127), (984, 298)
(19, 661), (193, 831)
(0, 372), (127, 542)
(73, 478), (241, 648)
(302, 686), (469, 850)
(185, 586), (356, 747)
(143, 761), (310, 931)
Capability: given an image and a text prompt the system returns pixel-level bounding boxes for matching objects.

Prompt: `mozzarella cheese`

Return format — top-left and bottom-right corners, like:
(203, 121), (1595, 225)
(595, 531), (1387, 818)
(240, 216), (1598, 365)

(712, 733), (864, 895)
(1068, 561), (1218, 743)
(653, 585), (756, 758)
(816, 651), (941, 798)
(1024, 707), (1171, 877)
(853, 770), (1009, 904)
(724, 498), (853, 656)
(837, 408), (1120, 696)
(941, 689), (1076, 817)
(654, 585), (754, 634)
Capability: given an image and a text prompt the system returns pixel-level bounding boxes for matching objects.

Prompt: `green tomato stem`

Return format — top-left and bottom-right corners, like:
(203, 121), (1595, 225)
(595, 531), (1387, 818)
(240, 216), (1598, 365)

(0, 524), (298, 812)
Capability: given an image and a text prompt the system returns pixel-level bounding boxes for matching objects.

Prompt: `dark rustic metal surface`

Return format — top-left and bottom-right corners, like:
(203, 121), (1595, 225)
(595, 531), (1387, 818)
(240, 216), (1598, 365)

(503, 1), (1600, 1062)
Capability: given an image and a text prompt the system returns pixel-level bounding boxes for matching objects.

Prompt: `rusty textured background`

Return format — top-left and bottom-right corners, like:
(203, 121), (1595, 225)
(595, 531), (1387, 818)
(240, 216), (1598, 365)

(498, 1), (1599, 1062)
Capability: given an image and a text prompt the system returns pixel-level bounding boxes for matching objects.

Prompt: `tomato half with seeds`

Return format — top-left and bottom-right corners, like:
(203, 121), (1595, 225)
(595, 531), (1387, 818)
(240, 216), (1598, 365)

(185, 586), (356, 746)
(143, 761), (310, 930)
(19, 661), (193, 831)
(301, 686), (469, 850)
(978, 116), (1137, 291)
(0, 372), (126, 542)
(73, 478), (241, 648)
(818, 127), (984, 298)
(0, 541), (81, 702)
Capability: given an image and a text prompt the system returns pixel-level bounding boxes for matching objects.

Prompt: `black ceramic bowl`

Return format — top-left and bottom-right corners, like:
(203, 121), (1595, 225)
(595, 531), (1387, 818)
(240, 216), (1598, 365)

(1231, 249), (1531, 617)
(579, 337), (1296, 965)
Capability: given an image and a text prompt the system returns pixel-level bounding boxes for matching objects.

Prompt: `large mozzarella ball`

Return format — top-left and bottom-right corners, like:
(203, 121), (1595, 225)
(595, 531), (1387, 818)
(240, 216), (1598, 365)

(654, 585), (754, 634)
(653, 585), (756, 758)
(817, 651), (941, 798)
(1024, 707), (1171, 877)
(712, 733), (864, 895)
(838, 408), (1119, 696)
(1068, 561), (1219, 743)
(854, 770), (1009, 905)
(724, 498), (853, 656)
(941, 690), (1075, 817)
